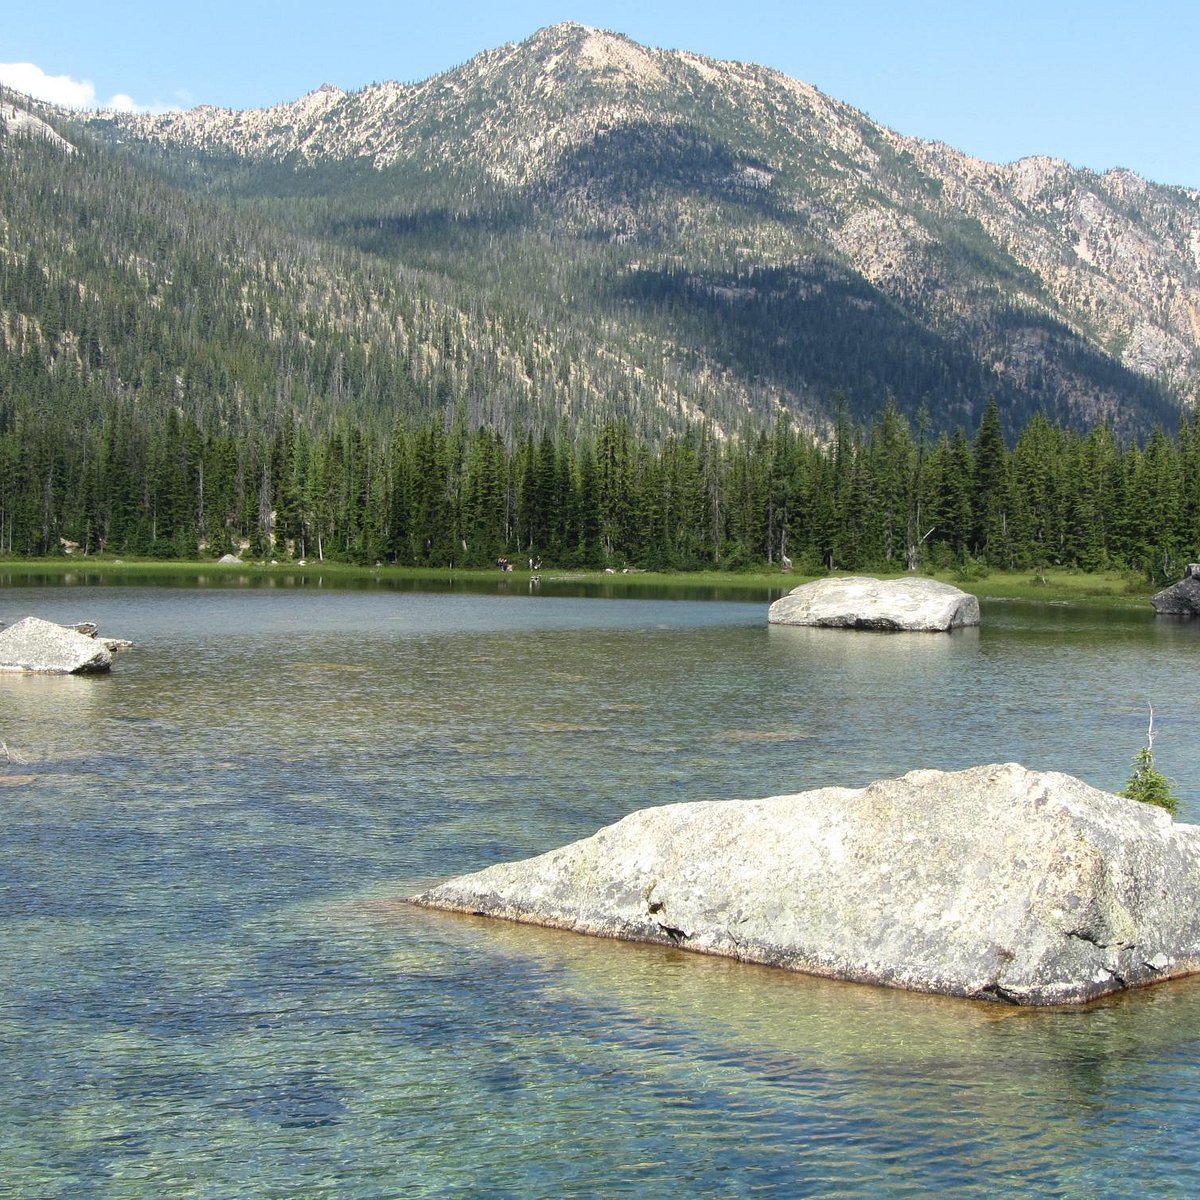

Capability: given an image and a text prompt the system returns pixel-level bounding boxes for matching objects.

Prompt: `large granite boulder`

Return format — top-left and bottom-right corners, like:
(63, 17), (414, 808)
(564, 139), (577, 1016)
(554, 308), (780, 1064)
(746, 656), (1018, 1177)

(769, 576), (979, 631)
(0, 616), (123, 673)
(412, 764), (1200, 1006)
(1152, 564), (1200, 615)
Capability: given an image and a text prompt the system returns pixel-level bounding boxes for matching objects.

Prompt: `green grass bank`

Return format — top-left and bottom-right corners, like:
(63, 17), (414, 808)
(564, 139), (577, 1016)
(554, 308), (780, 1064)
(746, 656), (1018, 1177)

(0, 558), (1161, 610)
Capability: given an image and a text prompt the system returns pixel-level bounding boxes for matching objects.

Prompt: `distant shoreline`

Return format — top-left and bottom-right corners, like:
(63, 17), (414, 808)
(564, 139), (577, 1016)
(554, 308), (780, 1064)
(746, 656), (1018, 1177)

(0, 559), (1158, 610)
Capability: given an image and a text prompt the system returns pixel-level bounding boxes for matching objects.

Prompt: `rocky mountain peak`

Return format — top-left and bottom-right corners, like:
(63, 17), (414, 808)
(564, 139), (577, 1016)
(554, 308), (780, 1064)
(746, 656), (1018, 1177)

(532, 22), (670, 87)
(50, 25), (1200, 426)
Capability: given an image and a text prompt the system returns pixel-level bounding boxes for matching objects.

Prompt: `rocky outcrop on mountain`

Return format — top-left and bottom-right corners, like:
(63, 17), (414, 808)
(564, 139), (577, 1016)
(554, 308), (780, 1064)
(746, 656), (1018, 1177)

(768, 576), (980, 631)
(0, 616), (130, 673)
(412, 763), (1200, 1006)
(903, 144), (1200, 407)
(87, 22), (1200, 421)
(0, 100), (74, 154)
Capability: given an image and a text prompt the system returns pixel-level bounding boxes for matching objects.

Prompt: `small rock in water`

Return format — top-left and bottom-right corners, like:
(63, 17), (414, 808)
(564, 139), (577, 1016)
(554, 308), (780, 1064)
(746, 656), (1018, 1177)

(0, 615), (132, 674)
(1152, 566), (1200, 616)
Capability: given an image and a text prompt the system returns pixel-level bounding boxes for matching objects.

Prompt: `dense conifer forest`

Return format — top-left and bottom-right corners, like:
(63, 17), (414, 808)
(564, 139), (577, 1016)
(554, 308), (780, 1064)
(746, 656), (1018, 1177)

(2, 375), (1197, 582)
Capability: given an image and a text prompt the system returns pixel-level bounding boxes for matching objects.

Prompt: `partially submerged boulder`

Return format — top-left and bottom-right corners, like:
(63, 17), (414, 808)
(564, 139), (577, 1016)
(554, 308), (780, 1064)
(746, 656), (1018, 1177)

(1152, 564), (1200, 616)
(0, 615), (131, 674)
(769, 576), (979, 631)
(412, 764), (1200, 1006)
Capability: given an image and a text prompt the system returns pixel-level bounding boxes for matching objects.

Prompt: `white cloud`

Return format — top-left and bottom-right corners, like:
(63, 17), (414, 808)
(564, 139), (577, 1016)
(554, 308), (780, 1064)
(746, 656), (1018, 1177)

(0, 61), (180, 114)
(0, 61), (97, 107)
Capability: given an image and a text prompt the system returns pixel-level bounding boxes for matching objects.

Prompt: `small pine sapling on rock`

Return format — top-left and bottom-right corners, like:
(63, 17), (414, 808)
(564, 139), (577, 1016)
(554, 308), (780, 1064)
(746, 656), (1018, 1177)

(1121, 704), (1180, 817)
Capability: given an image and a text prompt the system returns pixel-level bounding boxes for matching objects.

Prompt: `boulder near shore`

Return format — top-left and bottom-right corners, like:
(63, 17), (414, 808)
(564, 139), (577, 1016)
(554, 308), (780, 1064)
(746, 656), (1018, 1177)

(0, 616), (133, 674)
(1152, 564), (1200, 616)
(412, 764), (1200, 1006)
(768, 576), (980, 631)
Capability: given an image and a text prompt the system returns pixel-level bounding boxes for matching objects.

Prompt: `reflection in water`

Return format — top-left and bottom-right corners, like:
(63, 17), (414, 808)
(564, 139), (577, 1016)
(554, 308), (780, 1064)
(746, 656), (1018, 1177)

(2, 583), (1200, 1196)
(369, 899), (1200, 1194)
(0, 673), (110, 765)
(0, 568), (787, 604)
(768, 620), (980, 658)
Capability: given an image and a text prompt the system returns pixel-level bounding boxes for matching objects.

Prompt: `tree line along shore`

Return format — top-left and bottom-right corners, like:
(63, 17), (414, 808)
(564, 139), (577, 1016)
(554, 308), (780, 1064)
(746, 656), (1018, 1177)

(1, 393), (1197, 582)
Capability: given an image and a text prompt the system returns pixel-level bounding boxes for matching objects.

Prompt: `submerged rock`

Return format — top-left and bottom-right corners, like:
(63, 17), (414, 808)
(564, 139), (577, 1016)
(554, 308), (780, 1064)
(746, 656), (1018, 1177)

(0, 615), (130, 674)
(768, 576), (979, 631)
(1152, 565), (1200, 616)
(412, 764), (1200, 1006)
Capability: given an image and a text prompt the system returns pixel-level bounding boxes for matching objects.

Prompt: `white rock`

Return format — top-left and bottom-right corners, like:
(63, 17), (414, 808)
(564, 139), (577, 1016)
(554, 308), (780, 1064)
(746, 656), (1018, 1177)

(0, 102), (75, 154)
(0, 616), (115, 674)
(768, 576), (980, 631)
(412, 764), (1200, 1006)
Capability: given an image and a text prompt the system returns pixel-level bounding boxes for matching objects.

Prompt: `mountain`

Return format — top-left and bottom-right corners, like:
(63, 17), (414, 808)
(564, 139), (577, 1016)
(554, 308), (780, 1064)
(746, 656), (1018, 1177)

(6, 23), (1200, 440)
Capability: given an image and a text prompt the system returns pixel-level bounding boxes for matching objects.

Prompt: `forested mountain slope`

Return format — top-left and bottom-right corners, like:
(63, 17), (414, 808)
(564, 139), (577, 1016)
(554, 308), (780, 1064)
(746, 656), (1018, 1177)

(1, 95), (732, 445)
(73, 21), (1200, 437)
(2, 21), (1198, 454)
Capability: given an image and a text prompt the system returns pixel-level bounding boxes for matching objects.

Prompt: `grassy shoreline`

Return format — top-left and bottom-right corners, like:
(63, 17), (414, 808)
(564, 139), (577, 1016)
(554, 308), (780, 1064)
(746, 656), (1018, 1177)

(0, 557), (1158, 609)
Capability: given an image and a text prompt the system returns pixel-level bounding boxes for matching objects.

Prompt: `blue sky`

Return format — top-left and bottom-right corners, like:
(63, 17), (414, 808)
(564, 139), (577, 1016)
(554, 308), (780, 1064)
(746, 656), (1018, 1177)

(3, 1), (1198, 189)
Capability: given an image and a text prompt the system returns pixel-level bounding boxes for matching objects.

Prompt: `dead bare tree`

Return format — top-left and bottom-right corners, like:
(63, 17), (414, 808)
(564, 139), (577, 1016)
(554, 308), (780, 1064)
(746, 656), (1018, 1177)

(906, 526), (936, 572)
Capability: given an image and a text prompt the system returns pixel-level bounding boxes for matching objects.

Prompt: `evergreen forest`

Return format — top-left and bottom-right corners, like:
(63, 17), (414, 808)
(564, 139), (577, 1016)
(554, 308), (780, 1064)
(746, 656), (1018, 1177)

(2, 379), (1198, 582)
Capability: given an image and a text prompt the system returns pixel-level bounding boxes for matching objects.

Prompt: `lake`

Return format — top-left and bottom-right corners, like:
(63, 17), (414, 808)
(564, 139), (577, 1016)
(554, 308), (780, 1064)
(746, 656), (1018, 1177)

(2, 577), (1199, 1197)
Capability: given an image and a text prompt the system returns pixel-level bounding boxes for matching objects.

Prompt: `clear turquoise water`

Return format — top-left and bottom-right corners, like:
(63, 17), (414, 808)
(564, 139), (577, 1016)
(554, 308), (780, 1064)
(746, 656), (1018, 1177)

(2, 582), (1199, 1197)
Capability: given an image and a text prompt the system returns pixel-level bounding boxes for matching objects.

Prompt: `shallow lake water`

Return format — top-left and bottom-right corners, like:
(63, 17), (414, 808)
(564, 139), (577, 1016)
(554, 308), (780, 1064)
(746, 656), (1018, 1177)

(2, 579), (1199, 1197)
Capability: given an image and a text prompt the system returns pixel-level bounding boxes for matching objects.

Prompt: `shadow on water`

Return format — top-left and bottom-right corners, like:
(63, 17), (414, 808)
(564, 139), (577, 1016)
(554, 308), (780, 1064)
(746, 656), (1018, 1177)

(0, 567), (786, 603)
(385, 897), (1200, 1085)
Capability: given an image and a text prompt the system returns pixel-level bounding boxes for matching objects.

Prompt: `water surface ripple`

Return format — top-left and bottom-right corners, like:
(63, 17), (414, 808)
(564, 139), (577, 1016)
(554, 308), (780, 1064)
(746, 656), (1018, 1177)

(2, 583), (1199, 1197)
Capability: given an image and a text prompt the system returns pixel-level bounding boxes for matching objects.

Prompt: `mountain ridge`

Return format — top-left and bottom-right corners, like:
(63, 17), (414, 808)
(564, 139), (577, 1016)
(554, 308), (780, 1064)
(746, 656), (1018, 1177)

(5, 23), (1199, 440)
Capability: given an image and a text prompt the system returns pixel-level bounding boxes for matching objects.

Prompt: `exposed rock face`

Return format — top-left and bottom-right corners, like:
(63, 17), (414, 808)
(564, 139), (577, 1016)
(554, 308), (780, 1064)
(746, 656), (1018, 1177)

(768, 576), (980, 631)
(0, 616), (125, 673)
(0, 101), (75, 154)
(1152, 565), (1200, 615)
(412, 764), (1200, 1005)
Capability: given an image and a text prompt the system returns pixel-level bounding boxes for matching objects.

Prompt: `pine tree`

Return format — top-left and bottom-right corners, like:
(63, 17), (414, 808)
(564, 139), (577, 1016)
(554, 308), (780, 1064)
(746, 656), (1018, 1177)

(1121, 706), (1179, 817)
(972, 398), (1010, 565)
